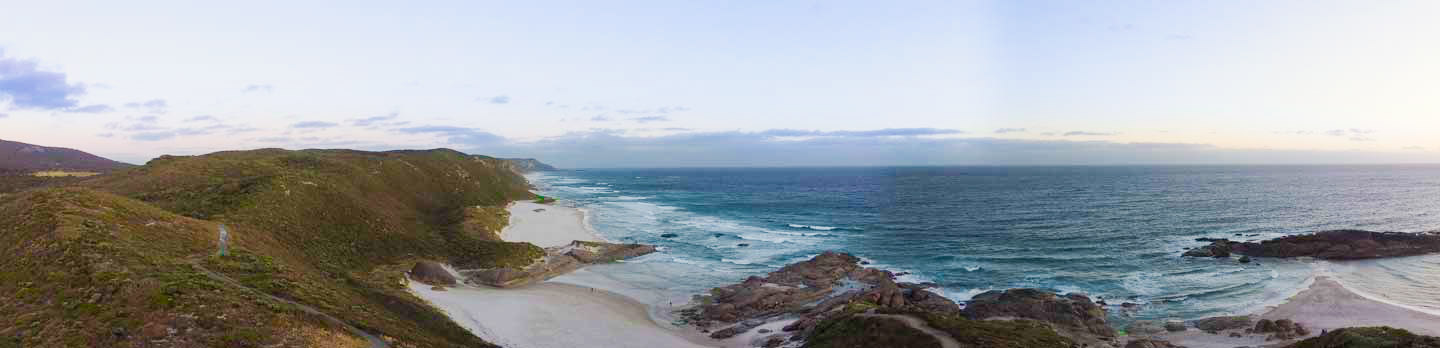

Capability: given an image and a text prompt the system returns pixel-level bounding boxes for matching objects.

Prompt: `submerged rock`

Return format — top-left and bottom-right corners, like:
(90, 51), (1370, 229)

(660, 233), (679, 238)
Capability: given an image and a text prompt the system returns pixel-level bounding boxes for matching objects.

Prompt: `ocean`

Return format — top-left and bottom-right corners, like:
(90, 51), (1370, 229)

(529, 165), (1440, 325)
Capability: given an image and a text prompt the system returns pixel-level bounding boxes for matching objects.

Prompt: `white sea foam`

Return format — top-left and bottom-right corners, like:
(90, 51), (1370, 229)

(788, 224), (839, 231)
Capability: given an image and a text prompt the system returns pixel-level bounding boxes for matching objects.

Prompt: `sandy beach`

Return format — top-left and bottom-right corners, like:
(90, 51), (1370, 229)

(410, 201), (723, 348)
(502, 201), (604, 248)
(1152, 275), (1440, 348)
(422, 202), (1440, 348)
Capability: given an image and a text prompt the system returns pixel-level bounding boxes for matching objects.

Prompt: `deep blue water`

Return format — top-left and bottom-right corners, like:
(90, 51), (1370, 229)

(530, 165), (1440, 324)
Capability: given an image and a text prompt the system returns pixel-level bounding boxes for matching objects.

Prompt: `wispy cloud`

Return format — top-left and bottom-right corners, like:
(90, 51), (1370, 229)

(185, 115), (217, 122)
(995, 128), (1027, 134)
(1325, 128), (1377, 142)
(351, 113), (399, 127)
(758, 128), (962, 137)
(0, 51), (89, 110)
(485, 95), (510, 104)
(631, 116), (670, 123)
(62, 104), (114, 113)
(292, 121), (339, 129)
(242, 84), (273, 93)
(1063, 131), (1117, 136)
(590, 114), (611, 121)
(393, 125), (505, 146)
(123, 99), (167, 113)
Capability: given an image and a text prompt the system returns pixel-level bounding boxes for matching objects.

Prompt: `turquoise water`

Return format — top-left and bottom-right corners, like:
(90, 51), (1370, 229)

(529, 165), (1440, 324)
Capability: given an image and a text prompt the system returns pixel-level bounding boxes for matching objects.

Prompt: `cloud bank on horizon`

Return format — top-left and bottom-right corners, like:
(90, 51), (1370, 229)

(2, 1), (1439, 167)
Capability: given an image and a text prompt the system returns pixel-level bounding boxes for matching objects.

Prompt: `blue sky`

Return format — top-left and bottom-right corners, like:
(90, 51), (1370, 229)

(2, 0), (1438, 167)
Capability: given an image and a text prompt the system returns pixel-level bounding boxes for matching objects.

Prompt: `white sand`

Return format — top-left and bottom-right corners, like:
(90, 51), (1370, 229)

(501, 201), (603, 248)
(1149, 275), (1440, 348)
(1261, 276), (1440, 336)
(410, 200), (725, 348)
(409, 281), (713, 348)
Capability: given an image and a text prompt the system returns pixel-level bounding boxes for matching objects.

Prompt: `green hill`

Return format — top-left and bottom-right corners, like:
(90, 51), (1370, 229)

(2, 148), (547, 347)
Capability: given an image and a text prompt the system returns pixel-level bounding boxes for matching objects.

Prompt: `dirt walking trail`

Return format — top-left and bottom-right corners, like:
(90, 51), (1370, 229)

(189, 257), (389, 348)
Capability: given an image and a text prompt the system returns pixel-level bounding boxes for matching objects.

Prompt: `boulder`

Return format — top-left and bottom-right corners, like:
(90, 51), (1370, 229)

(1164, 319), (1186, 332)
(1126, 320), (1167, 336)
(1254, 318), (1309, 340)
(410, 261), (456, 286)
(1194, 315), (1252, 333)
(964, 288), (1115, 339)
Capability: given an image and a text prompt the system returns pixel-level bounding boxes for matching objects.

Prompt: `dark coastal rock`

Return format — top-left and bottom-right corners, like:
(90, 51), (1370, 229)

(410, 261), (456, 286)
(468, 241), (657, 288)
(1253, 318), (1309, 340)
(660, 233), (679, 238)
(692, 251), (960, 342)
(1126, 320), (1167, 336)
(1239, 255), (1252, 263)
(1164, 319), (1186, 332)
(1126, 339), (1182, 348)
(964, 288), (1115, 339)
(1193, 315), (1252, 333)
(1185, 230), (1440, 260)
(737, 243), (750, 247)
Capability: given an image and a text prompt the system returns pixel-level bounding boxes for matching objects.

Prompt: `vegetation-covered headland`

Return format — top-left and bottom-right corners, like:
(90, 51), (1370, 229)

(2, 148), (554, 347)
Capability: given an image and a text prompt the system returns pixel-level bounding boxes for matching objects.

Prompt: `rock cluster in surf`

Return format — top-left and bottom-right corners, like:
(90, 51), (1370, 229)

(1184, 230), (1440, 260)
(685, 251), (1116, 347)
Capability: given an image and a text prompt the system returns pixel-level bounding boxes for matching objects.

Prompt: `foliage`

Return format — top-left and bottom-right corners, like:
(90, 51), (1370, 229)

(5, 148), (538, 347)
(1287, 327), (1440, 348)
(804, 315), (942, 348)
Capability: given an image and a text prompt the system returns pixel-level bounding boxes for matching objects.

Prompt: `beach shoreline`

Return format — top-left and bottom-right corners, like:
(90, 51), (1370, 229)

(409, 201), (730, 348)
(417, 194), (1440, 348)
(1141, 274), (1440, 348)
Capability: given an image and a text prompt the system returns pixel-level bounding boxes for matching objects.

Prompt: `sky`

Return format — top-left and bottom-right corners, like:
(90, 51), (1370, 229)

(2, 0), (1439, 168)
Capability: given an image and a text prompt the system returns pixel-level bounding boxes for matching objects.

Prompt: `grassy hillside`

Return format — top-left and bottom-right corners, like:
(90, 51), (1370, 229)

(3, 148), (547, 347)
(0, 138), (133, 172)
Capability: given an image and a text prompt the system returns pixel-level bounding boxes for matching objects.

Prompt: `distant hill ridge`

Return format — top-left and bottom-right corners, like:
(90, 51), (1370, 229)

(502, 158), (557, 172)
(0, 138), (132, 173)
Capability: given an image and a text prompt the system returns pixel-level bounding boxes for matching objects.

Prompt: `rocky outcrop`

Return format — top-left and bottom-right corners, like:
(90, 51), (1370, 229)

(964, 288), (1115, 340)
(465, 241), (655, 288)
(409, 261), (457, 286)
(688, 252), (960, 341)
(1193, 315), (1252, 333)
(1251, 318), (1310, 341)
(1184, 230), (1440, 260)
